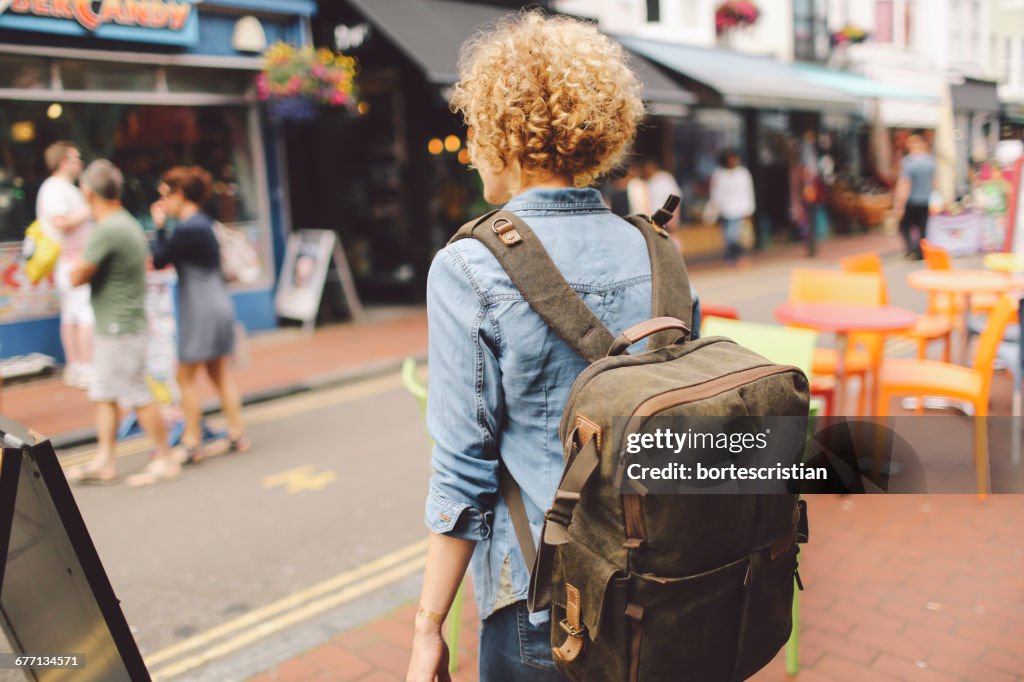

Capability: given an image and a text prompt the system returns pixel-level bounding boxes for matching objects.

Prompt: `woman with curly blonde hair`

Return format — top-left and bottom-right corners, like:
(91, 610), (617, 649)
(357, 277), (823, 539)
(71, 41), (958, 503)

(406, 11), (698, 681)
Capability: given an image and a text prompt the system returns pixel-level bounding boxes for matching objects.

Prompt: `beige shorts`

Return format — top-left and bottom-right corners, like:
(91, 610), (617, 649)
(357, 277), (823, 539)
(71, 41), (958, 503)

(55, 260), (94, 326)
(89, 332), (153, 408)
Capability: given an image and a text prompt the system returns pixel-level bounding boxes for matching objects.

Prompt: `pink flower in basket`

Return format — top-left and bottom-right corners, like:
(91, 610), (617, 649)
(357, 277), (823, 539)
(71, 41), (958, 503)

(257, 41), (359, 113)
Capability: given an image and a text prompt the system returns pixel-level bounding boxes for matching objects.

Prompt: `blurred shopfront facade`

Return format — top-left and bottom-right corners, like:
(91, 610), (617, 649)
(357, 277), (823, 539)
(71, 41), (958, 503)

(0, 0), (315, 360)
(288, 0), (695, 303)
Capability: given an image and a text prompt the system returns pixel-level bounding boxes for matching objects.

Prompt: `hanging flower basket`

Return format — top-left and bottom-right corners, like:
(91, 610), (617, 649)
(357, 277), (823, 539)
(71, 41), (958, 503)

(257, 42), (358, 124)
(267, 96), (319, 122)
(831, 25), (869, 46)
(715, 0), (760, 34)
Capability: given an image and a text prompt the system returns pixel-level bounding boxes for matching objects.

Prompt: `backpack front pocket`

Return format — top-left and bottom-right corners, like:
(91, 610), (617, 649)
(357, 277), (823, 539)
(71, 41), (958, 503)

(629, 557), (749, 682)
(731, 543), (798, 681)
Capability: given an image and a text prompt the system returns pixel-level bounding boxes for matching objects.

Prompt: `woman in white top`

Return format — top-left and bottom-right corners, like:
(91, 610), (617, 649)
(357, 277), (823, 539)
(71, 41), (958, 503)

(709, 148), (755, 265)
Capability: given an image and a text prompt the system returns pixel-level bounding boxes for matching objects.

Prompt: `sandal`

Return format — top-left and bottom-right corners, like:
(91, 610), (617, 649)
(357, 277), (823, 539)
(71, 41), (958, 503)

(177, 443), (204, 466)
(126, 458), (181, 489)
(66, 463), (119, 486)
(227, 435), (251, 454)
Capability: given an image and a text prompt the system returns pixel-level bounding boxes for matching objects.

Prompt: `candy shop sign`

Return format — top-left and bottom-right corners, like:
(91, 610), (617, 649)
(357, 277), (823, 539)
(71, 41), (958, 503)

(1, 0), (192, 31)
(0, 0), (199, 45)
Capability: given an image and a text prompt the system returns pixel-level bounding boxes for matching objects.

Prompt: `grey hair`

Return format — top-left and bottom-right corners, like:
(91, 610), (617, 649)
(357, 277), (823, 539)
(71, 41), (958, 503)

(80, 159), (123, 200)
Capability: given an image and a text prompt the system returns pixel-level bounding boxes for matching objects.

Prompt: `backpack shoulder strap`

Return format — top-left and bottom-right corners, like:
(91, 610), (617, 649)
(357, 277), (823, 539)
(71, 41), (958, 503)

(624, 196), (693, 350)
(449, 209), (615, 364)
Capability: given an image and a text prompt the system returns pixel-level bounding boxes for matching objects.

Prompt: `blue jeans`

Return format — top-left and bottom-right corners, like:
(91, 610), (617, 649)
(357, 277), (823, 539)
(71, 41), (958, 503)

(479, 602), (568, 681)
(722, 217), (743, 262)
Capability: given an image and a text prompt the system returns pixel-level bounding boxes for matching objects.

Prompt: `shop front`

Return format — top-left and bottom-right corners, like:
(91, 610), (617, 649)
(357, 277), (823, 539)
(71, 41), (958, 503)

(0, 0), (316, 360)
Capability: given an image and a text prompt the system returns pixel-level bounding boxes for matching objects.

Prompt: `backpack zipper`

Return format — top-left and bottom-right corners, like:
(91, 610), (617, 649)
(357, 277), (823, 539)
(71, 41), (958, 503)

(614, 364), (802, 487)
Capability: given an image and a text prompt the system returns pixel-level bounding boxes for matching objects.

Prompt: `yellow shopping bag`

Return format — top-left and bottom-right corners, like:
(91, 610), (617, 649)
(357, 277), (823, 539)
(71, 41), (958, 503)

(23, 220), (61, 284)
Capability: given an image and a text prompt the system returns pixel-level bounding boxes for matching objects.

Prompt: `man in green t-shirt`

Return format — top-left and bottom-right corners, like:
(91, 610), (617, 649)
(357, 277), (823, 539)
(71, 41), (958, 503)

(68, 159), (178, 488)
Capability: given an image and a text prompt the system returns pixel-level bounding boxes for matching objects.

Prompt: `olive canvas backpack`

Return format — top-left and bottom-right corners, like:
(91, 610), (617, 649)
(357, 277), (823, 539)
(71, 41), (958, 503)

(449, 198), (810, 681)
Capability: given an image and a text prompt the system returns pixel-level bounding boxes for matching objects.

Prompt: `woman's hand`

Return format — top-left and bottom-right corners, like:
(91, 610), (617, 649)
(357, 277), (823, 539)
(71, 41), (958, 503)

(151, 200), (167, 230)
(406, 616), (451, 682)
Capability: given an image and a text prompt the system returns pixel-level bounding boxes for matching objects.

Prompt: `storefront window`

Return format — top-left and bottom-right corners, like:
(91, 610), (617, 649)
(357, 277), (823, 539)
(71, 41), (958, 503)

(165, 67), (252, 95)
(0, 56), (50, 90)
(58, 61), (158, 92)
(0, 103), (258, 243)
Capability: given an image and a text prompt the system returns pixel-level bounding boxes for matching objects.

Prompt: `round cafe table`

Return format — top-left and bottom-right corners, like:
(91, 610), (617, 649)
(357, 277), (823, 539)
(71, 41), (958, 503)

(775, 302), (917, 416)
(906, 269), (1023, 364)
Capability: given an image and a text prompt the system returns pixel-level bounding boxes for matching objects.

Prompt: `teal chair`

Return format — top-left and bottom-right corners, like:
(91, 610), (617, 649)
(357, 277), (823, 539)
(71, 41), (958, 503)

(402, 358), (466, 674)
(701, 318), (818, 676)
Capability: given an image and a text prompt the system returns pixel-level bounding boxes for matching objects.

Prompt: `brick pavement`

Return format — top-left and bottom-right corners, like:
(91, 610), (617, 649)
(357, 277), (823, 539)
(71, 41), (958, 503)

(247, 494), (1024, 681)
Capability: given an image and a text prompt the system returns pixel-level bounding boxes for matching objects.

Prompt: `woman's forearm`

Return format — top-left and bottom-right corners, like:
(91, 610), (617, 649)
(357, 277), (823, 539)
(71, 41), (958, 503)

(417, 532), (475, 623)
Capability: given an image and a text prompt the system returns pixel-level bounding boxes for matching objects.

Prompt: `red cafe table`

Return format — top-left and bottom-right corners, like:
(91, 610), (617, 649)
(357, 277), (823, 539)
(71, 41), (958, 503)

(775, 302), (917, 416)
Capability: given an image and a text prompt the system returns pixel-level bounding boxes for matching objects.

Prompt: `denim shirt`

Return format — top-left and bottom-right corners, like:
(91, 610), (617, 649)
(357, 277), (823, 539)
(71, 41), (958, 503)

(424, 188), (700, 626)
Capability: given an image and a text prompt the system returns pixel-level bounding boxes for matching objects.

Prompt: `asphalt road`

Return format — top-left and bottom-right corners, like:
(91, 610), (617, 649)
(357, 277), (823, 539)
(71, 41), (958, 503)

(55, 373), (434, 680)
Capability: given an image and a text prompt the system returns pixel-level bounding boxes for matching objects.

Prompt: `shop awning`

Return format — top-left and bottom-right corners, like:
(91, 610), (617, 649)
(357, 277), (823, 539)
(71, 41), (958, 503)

(792, 64), (938, 102)
(617, 36), (860, 111)
(347, 0), (695, 105)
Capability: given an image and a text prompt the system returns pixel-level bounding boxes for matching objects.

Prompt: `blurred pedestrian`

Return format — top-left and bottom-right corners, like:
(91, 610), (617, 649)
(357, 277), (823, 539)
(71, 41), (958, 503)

(406, 11), (699, 682)
(709, 148), (755, 265)
(67, 160), (178, 487)
(640, 158), (682, 227)
(790, 132), (825, 257)
(37, 141), (94, 388)
(894, 134), (935, 260)
(151, 166), (249, 464)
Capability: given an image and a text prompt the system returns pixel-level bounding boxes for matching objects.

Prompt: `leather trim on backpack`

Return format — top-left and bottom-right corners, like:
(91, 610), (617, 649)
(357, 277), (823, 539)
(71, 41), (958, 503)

(625, 603), (645, 682)
(553, 583), (586, 663)
(575, 415), (602, 450)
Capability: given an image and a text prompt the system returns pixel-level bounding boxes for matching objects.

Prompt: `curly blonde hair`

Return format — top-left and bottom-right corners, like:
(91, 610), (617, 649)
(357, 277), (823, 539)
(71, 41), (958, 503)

(450, 11), (645, 188)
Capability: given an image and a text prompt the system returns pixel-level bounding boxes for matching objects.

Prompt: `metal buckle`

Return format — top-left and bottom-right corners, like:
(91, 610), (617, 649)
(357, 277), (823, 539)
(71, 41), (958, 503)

(490, 218), (522, 245)
(559, 619), (585, 638)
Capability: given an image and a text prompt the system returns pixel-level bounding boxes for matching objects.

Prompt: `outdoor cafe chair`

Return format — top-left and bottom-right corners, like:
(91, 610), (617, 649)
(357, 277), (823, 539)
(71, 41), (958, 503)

(921, 239), (999, 316)
(876, 295), (1017, 496)
(840, 251), (954, 362)
(788, 269), (886, 416)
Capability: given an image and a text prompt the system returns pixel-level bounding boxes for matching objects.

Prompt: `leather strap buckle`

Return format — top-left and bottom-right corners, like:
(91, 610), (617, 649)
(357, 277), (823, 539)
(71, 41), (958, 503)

(560, 618), (585, 637)
(491, 218), (522, 246)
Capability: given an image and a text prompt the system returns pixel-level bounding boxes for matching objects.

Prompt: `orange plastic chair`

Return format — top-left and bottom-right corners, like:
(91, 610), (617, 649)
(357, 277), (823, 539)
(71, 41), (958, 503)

(876, 295), (1017, 495)
(840, 252), (953, 362)
(920, 239), (998, 315)
(788, 269), (885, 415)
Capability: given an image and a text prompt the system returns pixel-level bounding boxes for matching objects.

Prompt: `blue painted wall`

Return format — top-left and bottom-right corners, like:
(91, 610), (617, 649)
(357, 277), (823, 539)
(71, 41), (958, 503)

(0, 318), (64, 363)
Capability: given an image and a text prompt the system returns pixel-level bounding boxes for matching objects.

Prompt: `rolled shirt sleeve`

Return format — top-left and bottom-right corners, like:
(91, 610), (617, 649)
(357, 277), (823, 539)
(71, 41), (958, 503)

(423, 247), (504, 541)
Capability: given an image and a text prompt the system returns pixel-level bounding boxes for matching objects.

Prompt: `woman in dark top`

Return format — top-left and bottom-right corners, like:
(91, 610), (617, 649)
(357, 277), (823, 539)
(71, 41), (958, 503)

(151, 166), (249, 464)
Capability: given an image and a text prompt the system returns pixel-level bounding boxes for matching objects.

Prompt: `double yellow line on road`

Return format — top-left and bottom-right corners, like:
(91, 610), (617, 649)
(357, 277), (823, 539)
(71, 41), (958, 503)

(147, 539), (428, 680)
